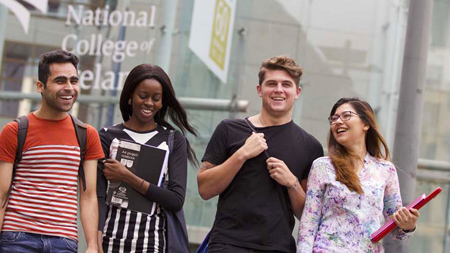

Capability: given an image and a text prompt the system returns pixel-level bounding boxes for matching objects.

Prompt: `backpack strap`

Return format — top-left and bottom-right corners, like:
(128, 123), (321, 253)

(244, 118), (293, 228)
(164, 130), (175, 184)
(2, 116), (28, 208)
(168, 130), (175, 154)
(2, 115), (88, 209)
(70, 115), (88, 191)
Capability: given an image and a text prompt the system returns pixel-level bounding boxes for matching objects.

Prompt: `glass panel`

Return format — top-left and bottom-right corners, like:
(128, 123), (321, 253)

(410, 180), (449, 253)
(0, 0), (449, 250)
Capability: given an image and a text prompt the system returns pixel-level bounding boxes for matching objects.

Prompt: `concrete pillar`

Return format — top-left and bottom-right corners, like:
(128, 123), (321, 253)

(384, 0), (434, 252)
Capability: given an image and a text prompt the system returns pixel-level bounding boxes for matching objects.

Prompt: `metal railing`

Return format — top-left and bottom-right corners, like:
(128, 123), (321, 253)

(416, 159), (450, 253)
(0, 91), (249, 112)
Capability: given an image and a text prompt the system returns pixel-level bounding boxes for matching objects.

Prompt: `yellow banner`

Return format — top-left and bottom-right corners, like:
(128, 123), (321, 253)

(209, 0), (231, 70)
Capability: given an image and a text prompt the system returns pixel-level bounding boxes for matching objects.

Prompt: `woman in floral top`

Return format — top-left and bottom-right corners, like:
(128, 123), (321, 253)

(297, 98), (419, 253)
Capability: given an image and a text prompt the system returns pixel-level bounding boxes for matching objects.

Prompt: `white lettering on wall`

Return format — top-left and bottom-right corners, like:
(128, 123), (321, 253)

(78, 64), (130, 90)
(61, 34), (155, 63)
(64, 4), (156, 91)
(65, 5), (156, 28)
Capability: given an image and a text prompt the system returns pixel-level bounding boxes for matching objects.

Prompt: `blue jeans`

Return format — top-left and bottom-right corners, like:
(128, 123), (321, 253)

(208, 243), (286, 253)
(0, 231), (77, 253)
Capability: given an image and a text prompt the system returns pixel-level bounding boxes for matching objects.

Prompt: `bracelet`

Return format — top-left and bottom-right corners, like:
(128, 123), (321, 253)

(288, 178), (299, 191)
(401, 226), (416, 233)
(139, 178), (145, 190)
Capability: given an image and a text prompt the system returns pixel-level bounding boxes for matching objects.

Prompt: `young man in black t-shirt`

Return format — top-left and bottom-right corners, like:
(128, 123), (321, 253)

(197, 56), (324, 252)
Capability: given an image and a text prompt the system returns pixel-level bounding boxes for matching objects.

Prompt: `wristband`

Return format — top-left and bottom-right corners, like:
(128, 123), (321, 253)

(139, 178), (145, 190)
(401, 226), (416, 233)
(288, 178), (299, 191)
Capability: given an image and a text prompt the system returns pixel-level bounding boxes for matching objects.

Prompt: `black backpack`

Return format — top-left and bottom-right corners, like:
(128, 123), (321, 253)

(2, 114), (88, 208)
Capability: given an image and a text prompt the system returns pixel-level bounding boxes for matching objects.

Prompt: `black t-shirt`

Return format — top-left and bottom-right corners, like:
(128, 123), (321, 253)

(202, 118), (323, 252)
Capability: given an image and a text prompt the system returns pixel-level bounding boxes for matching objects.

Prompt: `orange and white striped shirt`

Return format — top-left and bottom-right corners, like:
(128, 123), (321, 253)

(0, 113), (103, 241)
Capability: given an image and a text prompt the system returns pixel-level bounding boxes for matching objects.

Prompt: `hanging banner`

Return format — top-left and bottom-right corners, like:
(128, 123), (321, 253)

(188, 0), (236, 84)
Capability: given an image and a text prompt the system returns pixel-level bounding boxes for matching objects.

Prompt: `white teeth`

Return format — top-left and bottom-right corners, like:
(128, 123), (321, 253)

(337, 128), (347, 133)
(272, 97), (284, 101)
(60, 96), (72, 100)
(142, 109), (152, 114)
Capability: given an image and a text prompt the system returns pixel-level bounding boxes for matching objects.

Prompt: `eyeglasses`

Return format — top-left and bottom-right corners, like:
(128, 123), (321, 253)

(328, 111), (360, 125)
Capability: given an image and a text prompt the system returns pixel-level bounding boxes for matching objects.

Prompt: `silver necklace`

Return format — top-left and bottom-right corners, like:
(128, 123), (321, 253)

(258, 114), (266, 127)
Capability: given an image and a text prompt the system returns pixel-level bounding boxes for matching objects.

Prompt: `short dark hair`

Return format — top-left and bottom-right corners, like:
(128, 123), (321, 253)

(258, 55), (303, 86)
(38, 50), (79, 87)
(119, 64), (198, 165)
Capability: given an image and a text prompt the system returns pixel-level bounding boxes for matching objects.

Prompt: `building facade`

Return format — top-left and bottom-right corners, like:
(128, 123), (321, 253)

(0, 0), (449, 252)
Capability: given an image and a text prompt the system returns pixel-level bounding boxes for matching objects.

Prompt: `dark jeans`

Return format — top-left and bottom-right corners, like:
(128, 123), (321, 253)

(0, 231), (77, 253)
(208, 243), (286, 253)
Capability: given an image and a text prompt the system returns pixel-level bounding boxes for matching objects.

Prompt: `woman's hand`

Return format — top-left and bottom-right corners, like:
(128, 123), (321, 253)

(102, 159), (131, 182)
(393, 207), (420, 231)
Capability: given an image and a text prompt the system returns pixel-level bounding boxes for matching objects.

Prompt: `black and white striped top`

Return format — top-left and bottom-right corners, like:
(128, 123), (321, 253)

(97, 124), (188, 253)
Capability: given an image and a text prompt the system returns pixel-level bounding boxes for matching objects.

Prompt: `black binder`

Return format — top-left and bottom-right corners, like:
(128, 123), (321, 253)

(106, 139), (167, 215)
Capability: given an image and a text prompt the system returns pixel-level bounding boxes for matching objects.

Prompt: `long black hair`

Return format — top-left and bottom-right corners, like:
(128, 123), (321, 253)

(328, 97), (389, 194)
(120, 64), (198, 165)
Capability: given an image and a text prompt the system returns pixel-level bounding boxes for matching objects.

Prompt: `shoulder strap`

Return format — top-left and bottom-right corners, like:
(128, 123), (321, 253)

(3, 116), (28, 208)
(70, 114), (88, 191)
(165, 128), (190, 252)
(164, 130), (175, 184)
(14, 116), (29, 168)
(244, 118), (292, 226)
(244, 118), (270, 158)
(168, 130), (175, 153)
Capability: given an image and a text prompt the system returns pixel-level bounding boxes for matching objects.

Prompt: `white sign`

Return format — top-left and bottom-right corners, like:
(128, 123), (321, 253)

(189, 0), (236, 84)
(0, 0), (48, 34)
(62, 5), (158, 90)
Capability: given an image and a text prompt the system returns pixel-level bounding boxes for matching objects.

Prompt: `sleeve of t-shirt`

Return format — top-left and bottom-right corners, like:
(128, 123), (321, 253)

(301, 135), (324, 180)
(145, 130), (187, 212)
(201, 120), (229, 166)
(85, 124), (105, 160)
(0, 121), (18, 163)
(97, 127), (109, 231)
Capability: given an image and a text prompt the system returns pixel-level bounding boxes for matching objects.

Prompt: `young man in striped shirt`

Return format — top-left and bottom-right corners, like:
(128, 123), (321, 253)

(0, 50), (104, 252)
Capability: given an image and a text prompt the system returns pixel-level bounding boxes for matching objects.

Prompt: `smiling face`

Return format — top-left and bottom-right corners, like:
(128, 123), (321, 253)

(128, 78), (163, 129)
(331, 103), (369, 150)
(257, 69), (301, 117)
(37, 62), (79, 115)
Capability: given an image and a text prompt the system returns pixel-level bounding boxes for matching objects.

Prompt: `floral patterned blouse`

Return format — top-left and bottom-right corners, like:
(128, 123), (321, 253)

(297, 155), (413, 253)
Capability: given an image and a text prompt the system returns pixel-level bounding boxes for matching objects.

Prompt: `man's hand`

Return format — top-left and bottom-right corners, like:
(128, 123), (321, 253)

(197, 132), (266, 200)
(266, 157), (297, 188)
(102, 159), (130, 182)
(393, 207), (419, 231)
(239, 132), (268, 160)
(266, 157), (306, 219)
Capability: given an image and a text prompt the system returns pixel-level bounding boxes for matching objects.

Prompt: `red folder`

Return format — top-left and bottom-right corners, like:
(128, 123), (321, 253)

(370, 187), (442, 243)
